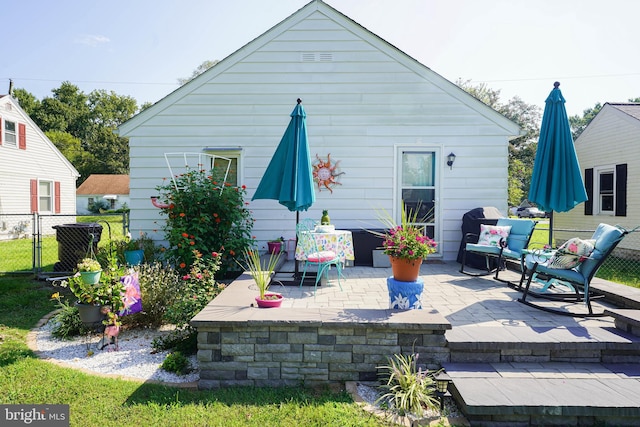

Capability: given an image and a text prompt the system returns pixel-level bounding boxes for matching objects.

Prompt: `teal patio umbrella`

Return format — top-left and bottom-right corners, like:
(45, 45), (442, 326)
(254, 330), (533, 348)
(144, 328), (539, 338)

(252, 99), (316, 279)
(528, 82), (587, 245)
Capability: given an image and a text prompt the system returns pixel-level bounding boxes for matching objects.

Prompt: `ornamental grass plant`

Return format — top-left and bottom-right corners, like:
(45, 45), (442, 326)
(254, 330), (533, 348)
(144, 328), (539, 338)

(236, 247), (281, 300)
(373, 202), (437, 260)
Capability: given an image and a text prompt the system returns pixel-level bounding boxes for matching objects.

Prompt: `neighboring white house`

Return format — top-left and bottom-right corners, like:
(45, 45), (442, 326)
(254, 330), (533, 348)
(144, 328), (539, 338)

(555, 102), (639, 254)
(76, 174), (130, 214)
(117, 0), (520, 261)
(0, 95), (79, 239)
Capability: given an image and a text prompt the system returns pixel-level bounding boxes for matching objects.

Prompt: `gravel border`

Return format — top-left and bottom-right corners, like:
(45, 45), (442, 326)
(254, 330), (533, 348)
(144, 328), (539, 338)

(28, 311), (198, 387)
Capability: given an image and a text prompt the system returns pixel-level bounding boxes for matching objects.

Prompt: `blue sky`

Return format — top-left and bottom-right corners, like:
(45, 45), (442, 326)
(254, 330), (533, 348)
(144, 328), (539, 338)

(3, 0), (639, 116)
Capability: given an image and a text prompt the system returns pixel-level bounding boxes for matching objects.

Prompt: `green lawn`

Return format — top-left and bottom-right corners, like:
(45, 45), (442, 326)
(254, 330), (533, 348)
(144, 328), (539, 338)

(0, 274), (399, 427)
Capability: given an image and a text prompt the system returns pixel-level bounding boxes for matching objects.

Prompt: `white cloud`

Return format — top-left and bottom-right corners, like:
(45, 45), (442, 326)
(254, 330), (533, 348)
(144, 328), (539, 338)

(75, 34), (110, 47)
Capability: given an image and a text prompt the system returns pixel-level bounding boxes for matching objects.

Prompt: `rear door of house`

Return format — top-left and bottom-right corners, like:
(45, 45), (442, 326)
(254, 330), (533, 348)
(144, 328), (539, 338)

(396, 147), (440, 256)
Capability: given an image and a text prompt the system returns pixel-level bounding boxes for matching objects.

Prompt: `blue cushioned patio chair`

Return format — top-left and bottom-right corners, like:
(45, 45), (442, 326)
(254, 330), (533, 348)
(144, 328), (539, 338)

(459, 218), (537, 286)
(518, 223), (628, 317)
(296, 219), (343, 295)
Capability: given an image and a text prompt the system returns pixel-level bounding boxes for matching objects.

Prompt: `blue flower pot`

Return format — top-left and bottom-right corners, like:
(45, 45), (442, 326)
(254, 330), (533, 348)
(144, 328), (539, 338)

(124, 249), (144, 266)
(387, 276), (424, 310)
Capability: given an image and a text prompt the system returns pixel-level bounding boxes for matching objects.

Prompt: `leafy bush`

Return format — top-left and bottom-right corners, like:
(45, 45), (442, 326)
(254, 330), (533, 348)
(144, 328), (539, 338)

(163, 250), (225, 328)
(161, 351), (192, 375)
(121, 262), (181, 328)
(155, 167), (254, 276)
(152, 329), (197, 355)
(50, 293), (87, 339)
(88, 198), (110, 214)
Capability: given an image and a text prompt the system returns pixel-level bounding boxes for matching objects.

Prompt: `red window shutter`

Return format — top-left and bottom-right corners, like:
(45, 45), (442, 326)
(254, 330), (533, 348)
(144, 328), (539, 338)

(30, 179), (38, 213)
(18, 123), (26, 149)
(55, 181), (61, 213)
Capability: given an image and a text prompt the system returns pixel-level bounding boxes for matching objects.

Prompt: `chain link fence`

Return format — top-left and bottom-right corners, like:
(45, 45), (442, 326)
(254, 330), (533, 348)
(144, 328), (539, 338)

(538, 223), (640, 287)
(1, 214), (638, 286)
(0, 213), (128, 276)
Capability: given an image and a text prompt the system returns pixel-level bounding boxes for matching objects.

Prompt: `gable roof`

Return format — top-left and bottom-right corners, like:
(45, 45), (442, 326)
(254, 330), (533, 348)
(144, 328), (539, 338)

(608, 103), (640, 121)
(0, 95), (80, 177)
(119, 0), (520, 136)
(577, 102), (640, 141)
(76, 174), (129, 195)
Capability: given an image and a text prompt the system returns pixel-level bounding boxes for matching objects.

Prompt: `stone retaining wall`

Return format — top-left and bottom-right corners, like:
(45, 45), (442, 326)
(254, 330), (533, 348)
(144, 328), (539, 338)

(191, 274), (451, 389)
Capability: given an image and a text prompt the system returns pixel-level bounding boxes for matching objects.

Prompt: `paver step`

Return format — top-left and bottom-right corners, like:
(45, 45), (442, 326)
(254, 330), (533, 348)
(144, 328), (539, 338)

(604, 308), (640, 336)
(446, 325), (640, 364)
(442, 362), (640, 427)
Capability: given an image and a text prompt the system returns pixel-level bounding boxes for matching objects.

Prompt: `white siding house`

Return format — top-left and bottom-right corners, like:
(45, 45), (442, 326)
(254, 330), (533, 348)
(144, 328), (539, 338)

(0, 95), (79, 239)
(554, 102), (640, 253)
(76, 174), (130, 214)
(118, 0), (520, 261)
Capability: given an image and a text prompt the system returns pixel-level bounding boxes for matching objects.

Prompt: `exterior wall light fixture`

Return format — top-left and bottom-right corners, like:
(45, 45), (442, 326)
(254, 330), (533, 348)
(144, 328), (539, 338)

(447, 152), (456, 169)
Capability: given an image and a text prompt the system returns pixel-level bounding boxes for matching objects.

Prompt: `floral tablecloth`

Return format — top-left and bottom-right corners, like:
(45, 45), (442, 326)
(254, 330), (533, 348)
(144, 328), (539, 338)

(295, 230), (355, 263)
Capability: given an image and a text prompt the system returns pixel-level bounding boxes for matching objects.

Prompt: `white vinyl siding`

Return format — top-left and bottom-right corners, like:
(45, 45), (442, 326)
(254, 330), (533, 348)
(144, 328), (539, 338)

(554, 104), (640, 253)
(120, 3), (519, 260)
(0, 97), (79, 231)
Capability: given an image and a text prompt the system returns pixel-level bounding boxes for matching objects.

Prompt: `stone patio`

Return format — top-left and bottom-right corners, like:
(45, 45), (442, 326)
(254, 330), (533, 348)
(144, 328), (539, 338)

(191, 260), (640, 426)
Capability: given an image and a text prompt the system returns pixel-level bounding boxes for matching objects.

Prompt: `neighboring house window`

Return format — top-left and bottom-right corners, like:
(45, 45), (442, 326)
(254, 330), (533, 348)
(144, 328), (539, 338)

(39, 181), (54, 212)
(4, 119), (17, 148)
(0, 120), (26, 149)
(598, 168), (614, 214)
(584, 164), (627, 216)
(88, 197), (95, 209)
(30, 179), (61, 213)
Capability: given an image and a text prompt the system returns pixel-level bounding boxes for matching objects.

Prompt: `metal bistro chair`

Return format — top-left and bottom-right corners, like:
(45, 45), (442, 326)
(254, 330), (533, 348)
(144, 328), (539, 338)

(518, 223), (628, 317)
(296, 219), (343, 295)
(459, 217), (537, 287)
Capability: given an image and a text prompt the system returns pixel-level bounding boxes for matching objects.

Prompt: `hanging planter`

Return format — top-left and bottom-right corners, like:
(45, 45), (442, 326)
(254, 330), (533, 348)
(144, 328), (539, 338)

(79, 270), (102, 285)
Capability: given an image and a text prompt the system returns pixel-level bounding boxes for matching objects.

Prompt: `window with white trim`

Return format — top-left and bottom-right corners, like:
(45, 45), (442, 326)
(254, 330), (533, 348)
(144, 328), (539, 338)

(4, 119), (17, 148)
(596, 167), (615, 214)
(39, 180), (53, 212)
(204, 149), (241, 187)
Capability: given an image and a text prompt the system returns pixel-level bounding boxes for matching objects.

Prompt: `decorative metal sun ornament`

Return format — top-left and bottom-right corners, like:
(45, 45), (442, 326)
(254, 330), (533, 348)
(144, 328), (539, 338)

(312, 153), (344, 193)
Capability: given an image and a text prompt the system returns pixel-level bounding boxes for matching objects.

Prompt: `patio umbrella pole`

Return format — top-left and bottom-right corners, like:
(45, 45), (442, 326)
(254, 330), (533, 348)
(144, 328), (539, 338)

(294, 211), (300, 279)
(548, 211), (554, 247)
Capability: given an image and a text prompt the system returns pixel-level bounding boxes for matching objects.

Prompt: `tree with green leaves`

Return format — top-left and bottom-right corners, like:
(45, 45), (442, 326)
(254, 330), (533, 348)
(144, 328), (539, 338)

(13, 82), (138, 184)
(177, 60), (219, 85)
(456, 79), (542, 206)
